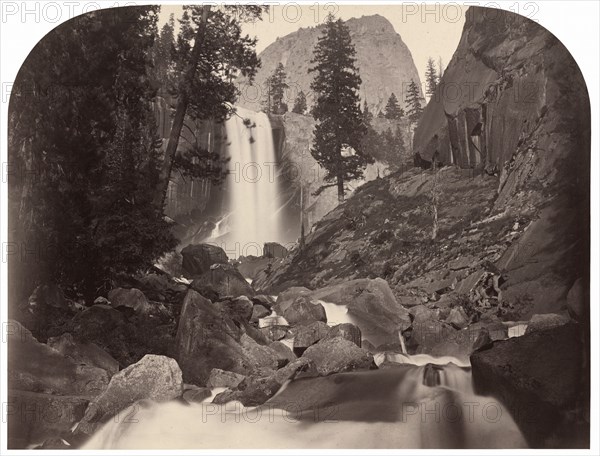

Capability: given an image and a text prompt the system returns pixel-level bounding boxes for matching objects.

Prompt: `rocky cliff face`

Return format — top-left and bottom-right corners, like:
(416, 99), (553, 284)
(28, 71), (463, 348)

(238, 14), (423, 114)
(257, 7), (590, 320)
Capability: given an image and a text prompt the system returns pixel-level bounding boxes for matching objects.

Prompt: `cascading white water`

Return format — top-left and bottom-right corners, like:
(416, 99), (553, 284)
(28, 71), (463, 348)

(83, 293), (527, 449)
(211, 106), (282, 258)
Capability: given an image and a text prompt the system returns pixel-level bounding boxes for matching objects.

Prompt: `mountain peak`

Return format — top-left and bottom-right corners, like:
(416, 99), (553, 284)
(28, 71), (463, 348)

(238, 15), (420, 114)
(345, 14), (397, 35)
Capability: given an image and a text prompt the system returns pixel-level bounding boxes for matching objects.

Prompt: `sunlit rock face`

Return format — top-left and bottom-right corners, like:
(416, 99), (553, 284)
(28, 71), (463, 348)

(412, 6), (590, 315)
(264, 7), (589, 319)
(237, 14), (423, 114)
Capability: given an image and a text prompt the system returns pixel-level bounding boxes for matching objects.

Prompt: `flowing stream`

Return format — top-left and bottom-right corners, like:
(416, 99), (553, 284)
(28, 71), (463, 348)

(84, 298), (526, 449)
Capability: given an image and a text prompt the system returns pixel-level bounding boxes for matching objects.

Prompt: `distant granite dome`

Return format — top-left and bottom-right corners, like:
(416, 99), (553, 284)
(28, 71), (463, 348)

(237, 14), (423, 114)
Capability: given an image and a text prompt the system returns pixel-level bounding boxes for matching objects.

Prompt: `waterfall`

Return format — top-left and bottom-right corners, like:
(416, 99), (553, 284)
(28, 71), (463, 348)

(211, 106), (282, 258)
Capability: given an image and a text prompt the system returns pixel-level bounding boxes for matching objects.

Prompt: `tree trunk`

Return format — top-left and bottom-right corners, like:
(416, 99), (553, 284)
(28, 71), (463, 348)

(337, 175), (344, 203)
(299, 182), (305, 252)
(431, 158), (439, 241)
(154, 5), (211, 210)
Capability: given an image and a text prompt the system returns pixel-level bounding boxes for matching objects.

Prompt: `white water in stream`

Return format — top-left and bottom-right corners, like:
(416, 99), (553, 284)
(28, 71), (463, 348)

(84, 298), (527, 449)
(209, 107), (283, 258)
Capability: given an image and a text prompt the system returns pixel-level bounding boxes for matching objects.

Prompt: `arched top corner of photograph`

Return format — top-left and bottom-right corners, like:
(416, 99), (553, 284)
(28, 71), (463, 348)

(3, 2), (593, 452)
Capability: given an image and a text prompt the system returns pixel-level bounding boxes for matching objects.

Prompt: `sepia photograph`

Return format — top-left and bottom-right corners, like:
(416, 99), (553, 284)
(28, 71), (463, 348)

(0, 0), (596, 452)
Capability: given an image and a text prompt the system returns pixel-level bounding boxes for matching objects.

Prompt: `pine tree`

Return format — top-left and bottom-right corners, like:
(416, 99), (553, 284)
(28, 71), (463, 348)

(425, 57), (438, 97)
(264, 62), (288, 114)
(150, 13), (176, 90)
(292, 90), (307, 114)
(384, 93), (404, 119)
(309, 14), (370, 202)
(154, 5), (267, 208)
(405, 79), (424, 125)
(8, 7), (178, 303)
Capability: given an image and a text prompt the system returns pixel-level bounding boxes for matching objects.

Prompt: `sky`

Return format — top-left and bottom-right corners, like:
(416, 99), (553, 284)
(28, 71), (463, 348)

(158, 4), (467, 86)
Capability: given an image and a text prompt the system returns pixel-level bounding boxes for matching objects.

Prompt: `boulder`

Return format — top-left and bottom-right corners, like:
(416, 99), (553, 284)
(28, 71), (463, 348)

(181, 243), (228, 278)
(446, 306), (469, 329)
(7, 320), (109, 397)
(326, 323), (362, 347)
(107, 288), (153, 315)
(206, 369), (246, 389)
(240, 321), (271, 346)
(250, 304), (271, 323)
(311, 278), (411, 339)
(263, 242), (289, 258)
(302, 337), (374, 376)
(292, 321), (330, 353)
(76, 355), (183, 435)
(136, 273), (171, 301)
(411, 312), (480, 364)
(176, 290), (277, 385)
(525, 313), (570, 335)
(213, 359), (310, 406)
(240, 334), (279, 374)
(471, 323), (587, 448)
(274, 286), (312, 315)
(219, 296), (254, 322)
(260, 325), (290, 341)
(408, 304), (438, 319)
(47, 333), (119, 376)
(269, 341), (297, 367)
(176, 290), (246, 385)
(566, 278), (588, 322)
(281, 296), (327, 326)
(189, 282), (220, 301)
(7, 390), (89, 449)
(192, 263), (255, 298)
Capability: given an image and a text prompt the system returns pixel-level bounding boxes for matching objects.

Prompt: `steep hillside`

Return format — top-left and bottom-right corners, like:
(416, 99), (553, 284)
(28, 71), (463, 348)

(238, 14), (423, 113)
(256, 7), (590, 320)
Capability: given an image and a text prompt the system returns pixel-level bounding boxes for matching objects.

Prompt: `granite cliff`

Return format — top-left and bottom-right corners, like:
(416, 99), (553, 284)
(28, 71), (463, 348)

(238, 14), (423, 114)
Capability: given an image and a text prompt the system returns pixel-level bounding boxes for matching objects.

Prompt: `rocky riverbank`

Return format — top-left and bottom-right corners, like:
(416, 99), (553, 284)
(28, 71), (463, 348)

(7, 239), (588, 448)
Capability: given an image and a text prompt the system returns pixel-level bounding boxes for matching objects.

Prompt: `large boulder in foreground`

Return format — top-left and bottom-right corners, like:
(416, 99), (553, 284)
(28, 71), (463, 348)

(76, 355), (183, 436)
(311, 278), (411, 343)
(176, 290), (277, 385)
(302, 337), (374, 376)
(7, 320), (109, 397)
(471, 323), (588, 448)
(192, 264), (255, 298)
(176, 290), (245, 384)
(181, 243), (228, 278)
